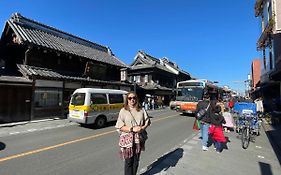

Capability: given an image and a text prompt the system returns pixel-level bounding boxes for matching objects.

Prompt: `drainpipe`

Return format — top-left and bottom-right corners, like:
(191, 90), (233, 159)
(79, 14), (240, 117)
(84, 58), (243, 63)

(30, 75), (35, 121)
(62, 81), (65, 118)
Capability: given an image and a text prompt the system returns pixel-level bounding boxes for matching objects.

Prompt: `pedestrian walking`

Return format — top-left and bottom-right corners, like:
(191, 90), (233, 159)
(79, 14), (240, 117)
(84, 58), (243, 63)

(209, 105), (226, 153)
(222, 107), (235, 132)
(254, 97), (264, 115)
(228, 99), (235, 112)
(151, 97), (155, 110)
(115, 91), (151, 175)
(195, 92), (214, 151)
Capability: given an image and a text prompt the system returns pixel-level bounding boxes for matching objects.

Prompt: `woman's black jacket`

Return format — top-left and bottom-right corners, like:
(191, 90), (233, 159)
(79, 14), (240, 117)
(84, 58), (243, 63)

(195, 99), (216, 123)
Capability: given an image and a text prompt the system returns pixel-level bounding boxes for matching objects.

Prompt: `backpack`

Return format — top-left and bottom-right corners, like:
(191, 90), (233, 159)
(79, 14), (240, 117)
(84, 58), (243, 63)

(196, 103), (210, 120)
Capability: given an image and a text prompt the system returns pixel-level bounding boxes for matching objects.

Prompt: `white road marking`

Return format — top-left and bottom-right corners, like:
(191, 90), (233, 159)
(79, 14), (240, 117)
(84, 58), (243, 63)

(9, 132), (20, 135)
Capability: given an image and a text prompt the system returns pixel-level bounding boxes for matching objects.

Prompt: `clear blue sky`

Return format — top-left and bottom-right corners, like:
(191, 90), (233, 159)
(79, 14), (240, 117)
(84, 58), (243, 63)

(0, 0), (260, 94)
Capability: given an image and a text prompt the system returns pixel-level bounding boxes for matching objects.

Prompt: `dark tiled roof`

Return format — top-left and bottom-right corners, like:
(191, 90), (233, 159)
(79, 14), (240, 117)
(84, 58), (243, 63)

(139, 50), (159, 64)
(6, 13), (127, 67)
(163, 59), (190, 76)
(17, 64), (131, 86)
(0, 75), (32, 84)
(138, 51), (190, 77)
(131, 51), (176, 74)
(130, 64), (154, 70)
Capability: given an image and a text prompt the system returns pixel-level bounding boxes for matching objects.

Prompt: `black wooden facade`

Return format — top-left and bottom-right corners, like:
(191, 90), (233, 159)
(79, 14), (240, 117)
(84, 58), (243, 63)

(0, 13), (131, 123)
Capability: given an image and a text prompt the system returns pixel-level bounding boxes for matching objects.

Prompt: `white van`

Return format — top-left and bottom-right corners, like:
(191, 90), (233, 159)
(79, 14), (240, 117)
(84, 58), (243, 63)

(68, 88), (127, 128)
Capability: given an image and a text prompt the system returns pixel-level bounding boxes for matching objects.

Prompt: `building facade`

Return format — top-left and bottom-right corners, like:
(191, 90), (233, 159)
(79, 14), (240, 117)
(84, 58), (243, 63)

(251, 59), (261, 90)
(254, 0), (281, 111)
(0, 13), (131, 123)
(121, 50), (191, 106)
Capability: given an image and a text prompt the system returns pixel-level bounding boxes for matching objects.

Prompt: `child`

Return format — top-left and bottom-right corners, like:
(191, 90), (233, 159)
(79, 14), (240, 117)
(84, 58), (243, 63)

(209, 105), (226, 153)
(222, 107), (235, 132)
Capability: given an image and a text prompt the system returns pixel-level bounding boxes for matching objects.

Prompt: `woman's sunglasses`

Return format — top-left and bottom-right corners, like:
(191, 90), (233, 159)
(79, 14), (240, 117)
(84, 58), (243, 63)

(128, 97), (136, 100)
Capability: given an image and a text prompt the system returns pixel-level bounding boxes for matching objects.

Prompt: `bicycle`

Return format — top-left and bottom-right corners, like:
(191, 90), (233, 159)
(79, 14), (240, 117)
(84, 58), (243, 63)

(240, 113), (259, 149)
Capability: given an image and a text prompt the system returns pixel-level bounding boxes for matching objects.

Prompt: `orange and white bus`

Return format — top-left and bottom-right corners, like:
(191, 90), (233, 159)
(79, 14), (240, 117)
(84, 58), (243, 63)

(175, 79), (223, 114)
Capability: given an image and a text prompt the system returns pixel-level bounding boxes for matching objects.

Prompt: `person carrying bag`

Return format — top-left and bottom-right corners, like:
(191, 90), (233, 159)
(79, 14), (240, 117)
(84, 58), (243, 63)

(115, 92), (150, 175)
(129, 110), (148, 146)
(195, 92), (213, 151)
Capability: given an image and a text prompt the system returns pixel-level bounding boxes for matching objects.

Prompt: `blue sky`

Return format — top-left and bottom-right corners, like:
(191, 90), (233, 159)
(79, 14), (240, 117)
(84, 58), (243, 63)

(0, 0), (260, 94)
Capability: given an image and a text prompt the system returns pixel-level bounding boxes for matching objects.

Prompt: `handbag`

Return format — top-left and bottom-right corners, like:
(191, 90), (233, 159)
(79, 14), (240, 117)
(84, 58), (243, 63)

(196, 102), (210, 120)
(129, 110), (148, 143)
(192, 118), (201, 131)
(139, 130), (148, 143)
(119, 132), (134, 148)
(118, 132), (141, 159)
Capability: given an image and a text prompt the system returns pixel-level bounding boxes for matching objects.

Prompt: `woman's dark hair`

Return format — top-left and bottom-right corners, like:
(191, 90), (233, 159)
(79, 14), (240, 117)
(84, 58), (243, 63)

(203, 92), (210, 99)
(124, 91), (142, 111)
(214, 105), (221, 113)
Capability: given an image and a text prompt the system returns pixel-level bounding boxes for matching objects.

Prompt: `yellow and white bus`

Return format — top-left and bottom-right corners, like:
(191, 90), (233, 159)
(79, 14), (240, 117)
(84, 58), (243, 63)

(68, 88), (127, 128)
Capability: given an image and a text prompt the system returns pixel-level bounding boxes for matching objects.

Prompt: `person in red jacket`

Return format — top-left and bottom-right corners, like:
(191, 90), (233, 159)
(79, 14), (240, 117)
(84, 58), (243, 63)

(228, 99), (234, 112)
(209, 105), (226, 153)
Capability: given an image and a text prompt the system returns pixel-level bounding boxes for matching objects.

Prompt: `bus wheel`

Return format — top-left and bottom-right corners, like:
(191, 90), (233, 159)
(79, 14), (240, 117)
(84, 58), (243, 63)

(95, 116), (106, 128)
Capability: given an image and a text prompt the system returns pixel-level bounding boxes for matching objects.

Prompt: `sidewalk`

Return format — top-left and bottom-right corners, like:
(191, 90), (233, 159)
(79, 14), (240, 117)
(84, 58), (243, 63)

(142, 121), (281, 175)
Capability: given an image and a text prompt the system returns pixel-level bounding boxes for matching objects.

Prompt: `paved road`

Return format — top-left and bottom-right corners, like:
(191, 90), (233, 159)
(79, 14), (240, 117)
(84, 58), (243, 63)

(0, 109), (195, 175)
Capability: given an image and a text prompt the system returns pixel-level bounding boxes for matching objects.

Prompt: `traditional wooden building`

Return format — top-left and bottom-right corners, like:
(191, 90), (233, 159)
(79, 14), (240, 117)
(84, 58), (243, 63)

(0, 13), (131, 123)
(254, 0), (281, 111)
(121, 50), (191, 105)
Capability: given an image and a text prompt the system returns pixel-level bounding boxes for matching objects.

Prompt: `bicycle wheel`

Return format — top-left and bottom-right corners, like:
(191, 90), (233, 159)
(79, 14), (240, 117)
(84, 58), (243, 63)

(241, 127), (250, 149)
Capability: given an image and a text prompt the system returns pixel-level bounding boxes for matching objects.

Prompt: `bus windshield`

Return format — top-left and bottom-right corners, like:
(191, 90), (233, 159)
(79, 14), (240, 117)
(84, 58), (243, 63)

(176, 87), (204, 102)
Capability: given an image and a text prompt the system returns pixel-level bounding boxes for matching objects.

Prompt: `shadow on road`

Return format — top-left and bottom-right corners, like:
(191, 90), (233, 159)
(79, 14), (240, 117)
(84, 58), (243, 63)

(259, 162), (273, 175)
(0, 142), (6, 151)
(141, 148), (183, 175)
(264, 128), (281, 164)
(180, 113), (195, 117)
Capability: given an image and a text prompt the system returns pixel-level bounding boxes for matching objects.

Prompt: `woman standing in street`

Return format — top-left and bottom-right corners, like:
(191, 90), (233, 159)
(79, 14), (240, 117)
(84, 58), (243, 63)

(115, 92), (150, 175)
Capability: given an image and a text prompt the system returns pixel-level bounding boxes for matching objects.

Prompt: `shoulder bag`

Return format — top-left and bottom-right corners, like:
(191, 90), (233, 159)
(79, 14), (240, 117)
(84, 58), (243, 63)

(129, 110), (148, 144)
